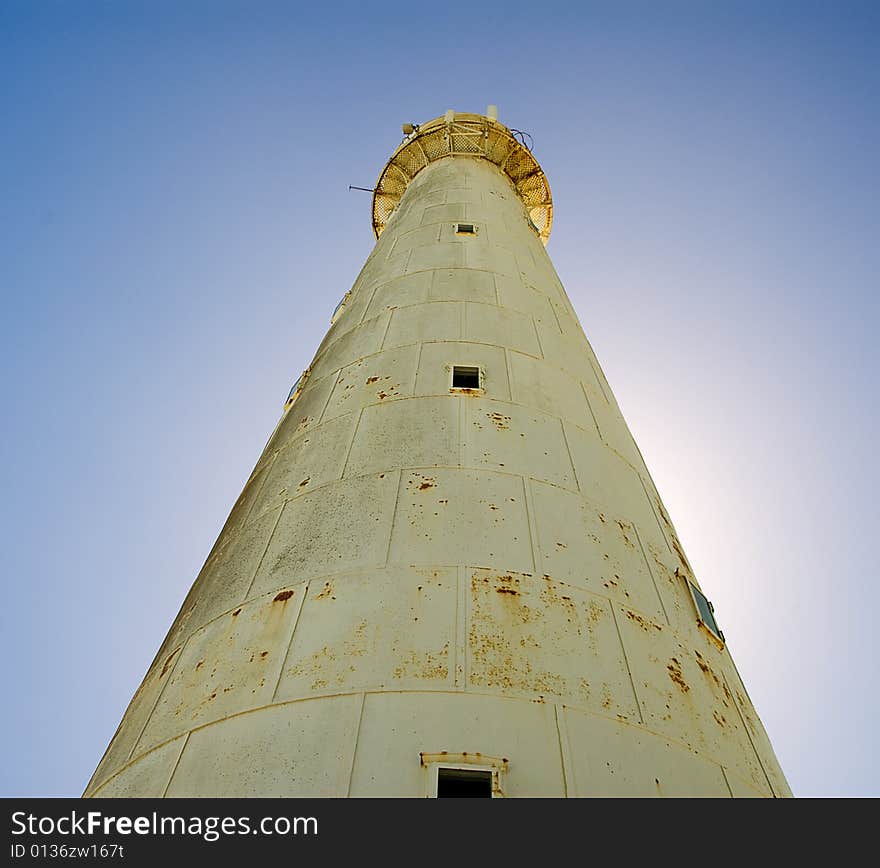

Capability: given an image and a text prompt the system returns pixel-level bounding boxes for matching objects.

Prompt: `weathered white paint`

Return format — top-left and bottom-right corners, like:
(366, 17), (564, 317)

(85, 113), (791, 798)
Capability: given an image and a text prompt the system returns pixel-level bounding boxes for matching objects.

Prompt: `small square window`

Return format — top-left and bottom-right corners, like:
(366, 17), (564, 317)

(451, 365), (481, 390)
(688, 580), (724, 644)
(455, 222), (477, 235)
(437, 768), (493, 798)
(421, 752), (507, 798)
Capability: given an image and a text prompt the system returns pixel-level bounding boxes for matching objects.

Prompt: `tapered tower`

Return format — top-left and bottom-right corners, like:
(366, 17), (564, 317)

(86, 109), (791, 798)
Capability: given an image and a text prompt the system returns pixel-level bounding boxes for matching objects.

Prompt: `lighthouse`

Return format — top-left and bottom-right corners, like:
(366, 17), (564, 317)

(85, 109), (791, 798)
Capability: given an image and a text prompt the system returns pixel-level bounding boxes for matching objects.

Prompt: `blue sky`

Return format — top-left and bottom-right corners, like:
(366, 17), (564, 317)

(2, 1), (877, 797)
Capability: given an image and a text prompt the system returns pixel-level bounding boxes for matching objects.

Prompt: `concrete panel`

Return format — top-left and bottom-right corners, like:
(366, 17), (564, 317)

(640, 534), (695, 632)
(276, 566), (456, 700)
(389, 469), (534, 575)
(444, 187), (484, 205)
(725, 665), (793, 797)
(395, 184), (445, 211)
(589, 388), (649, 473)
(381, 248), (411, 284)
(529, 479), (665, 621)
(383, 301), (461, 349)
(313, 303), (352, 358)
(136, 586), (304, 754)
(84, 643), (184, 794)
(504, 214), (545, 250)
(210, 461), (271, 554)
(463, 206), (509, 233)
(463, 398), (577, 490)
(416, 341), (510, 399)
(468, 569), (639, 718)
(354, 235), (402, 283)
(349, 692), (565, 797)
(614, 609), (771, 795)
(92, 736), (187, 798)
(495, 274), (557, 320)
(345, 396), (459, 477)
(310, 312), (391, 380)
(407, 242), (466, 272)
(249, 411), (360, 521)
(724, 768), (767, 798)
(517, 247), (554, 290)
(562, 708), (731, 797)
(266, 370), (338, 454)
(417, 159), (466, 188)
(563, 421), (667, 549)
(508, 352), (595, 431)
(322, 344), (420, 421)
(465, 302), (541, 358)
(327, 279), (375, 333)
(389, 223), (441, 257)
(251, 471), (399, 595)
(166, 696), (362, 797)
(466, 242), (519, 277)
(381, 208), (420, 238)
(184, 505), (284, 635)
(550, 296), (585, 336)
(535, 317), (606, 393)
(647, 485), (695, 577)
(420, 202), (467, 225)
(364, 272), (431, 318)
(428, 267), (497, 304)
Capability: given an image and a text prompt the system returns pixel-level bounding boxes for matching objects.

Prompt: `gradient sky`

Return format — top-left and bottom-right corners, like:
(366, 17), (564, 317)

(2, 1), (877, 798)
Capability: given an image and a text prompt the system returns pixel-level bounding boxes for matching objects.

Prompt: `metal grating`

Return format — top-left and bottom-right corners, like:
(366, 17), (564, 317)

(485, 128), (512, 164)
(372, 112), (553, 244)
(394, 148), (427, 179)
(504, 148), (536, 183)
(422, 129), (452, 161)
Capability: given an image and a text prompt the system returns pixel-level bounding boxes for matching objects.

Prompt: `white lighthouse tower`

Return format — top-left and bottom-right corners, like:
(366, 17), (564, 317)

(85, 109), (791, 798)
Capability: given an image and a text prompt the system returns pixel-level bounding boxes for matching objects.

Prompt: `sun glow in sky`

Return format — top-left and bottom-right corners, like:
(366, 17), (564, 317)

(1, 1), (878, 797)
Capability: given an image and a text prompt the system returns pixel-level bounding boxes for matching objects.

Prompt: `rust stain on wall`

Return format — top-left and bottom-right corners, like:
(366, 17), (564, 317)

(487, 411), (511, 430)
(666, 658), (690, 693)
(159, 648), (180, 678)
(625, 609), (662, 632)
(392, 645), (449, 680)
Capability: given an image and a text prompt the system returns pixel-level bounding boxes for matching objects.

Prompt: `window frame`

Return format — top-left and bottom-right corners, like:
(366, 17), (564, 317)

(420, 752), (507, 798)
(283, 368), (310, 411)
(685, 578), (725, 647)
(450, 364), (483, 392)
(330, 290), (352, 325)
